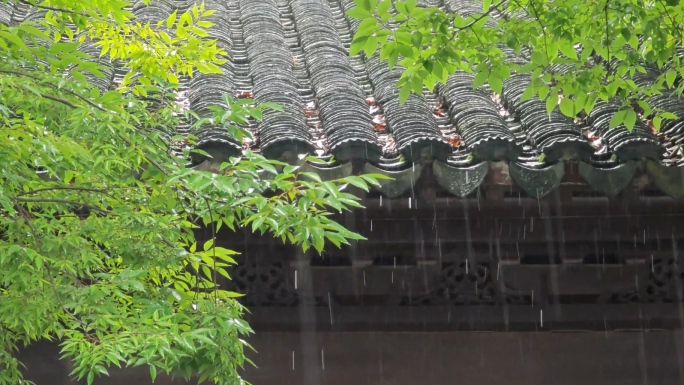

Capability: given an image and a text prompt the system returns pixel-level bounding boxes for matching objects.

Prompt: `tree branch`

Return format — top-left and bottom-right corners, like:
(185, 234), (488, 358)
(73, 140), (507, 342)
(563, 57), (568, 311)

(0, 68), (172, 176)
(0, 69), (108, 112)
(44, 93), (80, 108)
(16, 186), (111, 196)
(18, 0), (87, 17)
(449, 0), (507, 41)
(527, 0), (548, 58)
(13, 197), (113, 214)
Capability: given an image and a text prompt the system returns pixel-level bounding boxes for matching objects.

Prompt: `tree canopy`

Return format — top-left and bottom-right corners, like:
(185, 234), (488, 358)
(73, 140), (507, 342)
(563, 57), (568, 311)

(0, 1), (383, 384)
(349, 0), (684, 131)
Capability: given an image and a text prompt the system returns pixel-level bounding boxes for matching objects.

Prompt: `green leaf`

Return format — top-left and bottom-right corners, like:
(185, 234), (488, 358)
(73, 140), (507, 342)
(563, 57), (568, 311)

(411, 74), (423, 94)
(354, 0), (372, 11)
(584, 93), (598, 114)
(397, 43), (414, 58)
(350, 36), (368, 56)
(545, 91), (558, 114)
(388, 49), (399, 69)
(520, 85), (536, 101)
(342, 176), (370, 191)
(167, 10), (178, 28)
(620, 28), (631, 42)
(652, 116), (662, 131)
(473, 70), (489, 89)
(488, 75), (502, 94)
(129, 280), (146, 292)
(538, 85), (549, 101)
(665, 70), (677, 88)
(356, 18), (378, 37)
(623, 109), (637, 131)
(483, 0), (491, 11)
(347, 7), (372, 19)
(399, 81), (412, 103)
(377, 0), (392, 15)
(363, 35), (378, 57)
(559, 97), (574, 117)
(411, 31), (422, 47)
(609, 109), (627, 128)
(558, 41), (577, 60)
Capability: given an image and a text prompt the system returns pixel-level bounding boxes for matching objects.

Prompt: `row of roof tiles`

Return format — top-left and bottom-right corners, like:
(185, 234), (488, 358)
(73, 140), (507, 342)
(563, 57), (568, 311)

(3, 0), (684, 198)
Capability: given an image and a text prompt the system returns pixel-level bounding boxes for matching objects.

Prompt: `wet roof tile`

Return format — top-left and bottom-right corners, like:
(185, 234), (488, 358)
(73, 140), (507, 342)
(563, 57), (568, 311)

(3, 0), (684, 197)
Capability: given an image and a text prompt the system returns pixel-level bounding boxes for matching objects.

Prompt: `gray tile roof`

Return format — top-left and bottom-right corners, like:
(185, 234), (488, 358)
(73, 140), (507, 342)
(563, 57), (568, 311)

(3, 0), (684, 198)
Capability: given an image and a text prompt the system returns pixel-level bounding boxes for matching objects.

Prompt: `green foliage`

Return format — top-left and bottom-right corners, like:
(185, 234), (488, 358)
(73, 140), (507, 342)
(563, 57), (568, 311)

(348, 0), (684, 130)
(0, 1), (385, 384)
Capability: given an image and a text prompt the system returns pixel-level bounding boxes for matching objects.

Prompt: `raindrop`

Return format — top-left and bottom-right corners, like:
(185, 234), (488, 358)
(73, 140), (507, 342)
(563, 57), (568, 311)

(321, 349), (325, 370)
(294, 270), (298, 290)
(391, 271), (394, 283)
(540, 309), (543, 328)
(643, 230), (646, 244)
(438, 239), (442, 260)
(523, 225), (526, 239)
(531, 290), (534, 306)
(466, 171), (469, 183)
(651, 255), (654, 273)
(537, 193), (542, 215)
(363, 270), (366, 286)
(328, 292), (333, 325)
(518, 192), (521, 206)
(292, 351), (295, 371)
(370, 220), (373, 232)
(393, 256), (396, 268)
(408, 197), (412, 209)
(465, 259), (469, 274)
(496, 262), (500, 280)
(412, 162), (415, 172)
(380, 195), (382, 207)
(530, 217), (534, 232)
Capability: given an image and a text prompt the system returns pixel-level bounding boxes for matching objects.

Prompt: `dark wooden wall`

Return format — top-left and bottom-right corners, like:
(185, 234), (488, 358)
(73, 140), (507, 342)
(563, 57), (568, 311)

(20, 330), (684, 385)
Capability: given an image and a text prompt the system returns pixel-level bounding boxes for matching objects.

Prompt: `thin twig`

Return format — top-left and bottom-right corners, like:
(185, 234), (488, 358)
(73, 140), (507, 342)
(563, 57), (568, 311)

(0, 69), (108, 112)
(448, 0), (507, 42)
(16, 186), (111, 196)
(17, 0), (84, 15)
(527, 0), (548, 58)
(13, 197), (113, 214)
